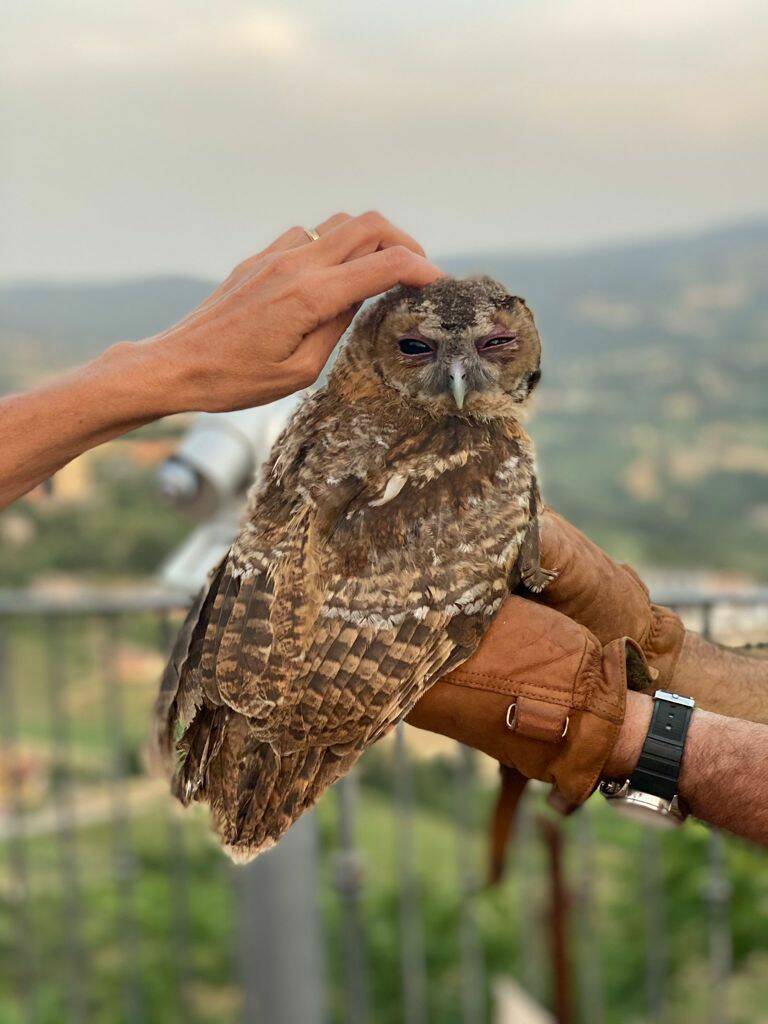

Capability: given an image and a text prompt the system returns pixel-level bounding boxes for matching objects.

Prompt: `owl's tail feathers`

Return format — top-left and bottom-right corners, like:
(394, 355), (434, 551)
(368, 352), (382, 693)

(171, 702), (230, 805)
(186, 720), (360, 864)
(165, 682), (362, 864)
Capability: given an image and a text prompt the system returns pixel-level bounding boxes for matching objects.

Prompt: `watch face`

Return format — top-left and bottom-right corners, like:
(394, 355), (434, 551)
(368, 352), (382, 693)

(610, 800), (679, 829)
(600, 781), (686, 827)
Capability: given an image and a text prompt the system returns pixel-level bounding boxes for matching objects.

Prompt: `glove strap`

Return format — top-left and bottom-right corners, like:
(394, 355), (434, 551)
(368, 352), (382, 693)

(488, 696), (571, 883)
(488, 765), (529, 885)
(506, 695), (570, 743)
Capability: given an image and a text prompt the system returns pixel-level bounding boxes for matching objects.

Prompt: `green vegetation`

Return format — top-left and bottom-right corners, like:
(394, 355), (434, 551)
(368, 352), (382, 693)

(1, 614), (767, 1024)
(0, 454), (189, 586)
(3, 754), (768, 1023)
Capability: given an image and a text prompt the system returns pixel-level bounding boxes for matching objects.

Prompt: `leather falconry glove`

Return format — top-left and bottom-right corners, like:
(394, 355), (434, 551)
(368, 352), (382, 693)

(406, 595), (652, 882)
(533, 509), (684, 685)
(535, 510), (768, 726)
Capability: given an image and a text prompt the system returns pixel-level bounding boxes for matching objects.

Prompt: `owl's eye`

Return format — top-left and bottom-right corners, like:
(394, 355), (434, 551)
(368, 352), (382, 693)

(398, 337), (435, 356)
(479, 333), (518, 352)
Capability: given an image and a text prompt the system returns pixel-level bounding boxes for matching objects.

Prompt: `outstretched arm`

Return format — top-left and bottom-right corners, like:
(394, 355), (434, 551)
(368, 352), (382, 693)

(0, 212), (442, 509)
(606, 691), (768, 845)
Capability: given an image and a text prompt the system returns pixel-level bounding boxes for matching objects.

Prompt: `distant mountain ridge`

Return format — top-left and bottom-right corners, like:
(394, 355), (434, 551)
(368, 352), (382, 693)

(2, 217), (766, 371)
(2, 219), (767, 578)
(0, 276), (212, 363)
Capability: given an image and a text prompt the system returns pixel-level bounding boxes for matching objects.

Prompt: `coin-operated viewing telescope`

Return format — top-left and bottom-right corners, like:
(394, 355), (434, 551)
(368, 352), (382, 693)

(155, 394), (303, 593)
(156, 395), (303, 514)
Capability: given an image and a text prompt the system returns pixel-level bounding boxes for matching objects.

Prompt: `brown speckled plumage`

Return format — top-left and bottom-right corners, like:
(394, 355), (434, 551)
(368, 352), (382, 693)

(153, 276), (555, 861)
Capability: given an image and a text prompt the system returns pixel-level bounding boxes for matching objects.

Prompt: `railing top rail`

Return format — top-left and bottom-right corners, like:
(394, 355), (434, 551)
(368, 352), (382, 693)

(651, 587), (768, 609)
(0, 584), (767, 617)
(0, 586), (193, 616)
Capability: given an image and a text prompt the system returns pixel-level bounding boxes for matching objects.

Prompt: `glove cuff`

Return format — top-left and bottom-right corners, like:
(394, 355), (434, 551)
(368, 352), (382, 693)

(642, 604), (686, 688)
(547, 636), (637, 806)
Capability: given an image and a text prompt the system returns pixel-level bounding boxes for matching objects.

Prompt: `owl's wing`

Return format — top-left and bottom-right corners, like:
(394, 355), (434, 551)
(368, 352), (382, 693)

(214, 582), (484, 858)
(288, 589), (479, 751)
(152, 394), (322, 796)
(150, 556), (268, 780)
(158, 501), (488, 860)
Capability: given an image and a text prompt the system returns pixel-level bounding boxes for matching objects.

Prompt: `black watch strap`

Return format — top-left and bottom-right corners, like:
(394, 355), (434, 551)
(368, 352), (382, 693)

(629, 690), (695, 800)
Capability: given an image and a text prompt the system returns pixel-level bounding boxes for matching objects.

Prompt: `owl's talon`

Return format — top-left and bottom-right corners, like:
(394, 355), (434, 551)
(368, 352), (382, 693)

(522, 565), (558, 593)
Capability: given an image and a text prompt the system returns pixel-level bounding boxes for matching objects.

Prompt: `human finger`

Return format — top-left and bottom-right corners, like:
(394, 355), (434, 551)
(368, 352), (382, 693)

(307, 210), (426, 266)
(197, 214), (353, 313)
(286, 307), (359, 389)
(297, 247), (443, 325)
(262, 213), (353, 256)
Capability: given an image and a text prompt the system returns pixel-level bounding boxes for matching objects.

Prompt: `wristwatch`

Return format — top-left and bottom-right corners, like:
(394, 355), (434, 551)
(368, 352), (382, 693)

(600, 689), (695, 827)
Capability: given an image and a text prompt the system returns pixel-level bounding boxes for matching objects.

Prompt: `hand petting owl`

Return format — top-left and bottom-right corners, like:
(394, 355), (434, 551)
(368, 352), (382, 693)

(154, 276), (558, 862)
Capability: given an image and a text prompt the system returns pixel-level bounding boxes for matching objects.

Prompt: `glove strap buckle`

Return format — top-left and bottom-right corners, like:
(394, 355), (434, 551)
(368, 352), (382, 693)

(505, 697), (569, 742)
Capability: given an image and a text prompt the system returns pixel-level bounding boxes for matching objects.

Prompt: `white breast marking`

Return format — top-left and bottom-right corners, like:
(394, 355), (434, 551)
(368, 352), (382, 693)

(369, 472), (408, 507)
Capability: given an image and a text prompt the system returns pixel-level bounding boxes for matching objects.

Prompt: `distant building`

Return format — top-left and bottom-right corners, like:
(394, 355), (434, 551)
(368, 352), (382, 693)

(25, 435), (177, 506)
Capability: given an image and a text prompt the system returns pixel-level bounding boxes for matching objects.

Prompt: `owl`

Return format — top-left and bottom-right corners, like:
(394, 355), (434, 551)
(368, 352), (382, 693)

(154, 276), (555, 861)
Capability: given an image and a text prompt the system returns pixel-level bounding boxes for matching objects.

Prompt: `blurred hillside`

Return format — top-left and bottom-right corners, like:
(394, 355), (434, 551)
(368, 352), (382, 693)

(450, 220), (768, 579)
(2, 219), (767, 581)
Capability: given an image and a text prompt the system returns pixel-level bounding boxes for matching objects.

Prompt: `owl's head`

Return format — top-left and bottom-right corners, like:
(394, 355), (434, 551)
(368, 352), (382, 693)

(338, 276), (542, 420)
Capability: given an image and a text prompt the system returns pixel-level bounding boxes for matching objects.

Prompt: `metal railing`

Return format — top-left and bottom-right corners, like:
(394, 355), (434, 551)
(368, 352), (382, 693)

(0, 587), (766, 1024)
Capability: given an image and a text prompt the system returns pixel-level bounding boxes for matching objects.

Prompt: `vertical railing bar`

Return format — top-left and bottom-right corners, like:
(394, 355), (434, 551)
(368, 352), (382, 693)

(46, 615), (89, 1023)
(100, 614), (144, 1024)
(335, 772), (369, 1024)
(706, 831), (732, 1024)
(706, 601), (714, 638)
(700, 603), (733, 1024)
(642, 829), (666, 1023)
(234, 813), (326, 1024)
(575, 806), (605, 1024)
(158, 611), (193, 1022)
(454, 743), (485, 1024)
(700, 603), (714, 644)
(0, 620), (39, 1022)
(393, 725), (428, 1024)
(515, 791), (543, 1002)
(538, 815), (574, 1024)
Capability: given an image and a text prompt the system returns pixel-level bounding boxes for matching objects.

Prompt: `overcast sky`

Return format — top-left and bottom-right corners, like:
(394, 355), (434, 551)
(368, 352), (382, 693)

(2, 0), (767, 280)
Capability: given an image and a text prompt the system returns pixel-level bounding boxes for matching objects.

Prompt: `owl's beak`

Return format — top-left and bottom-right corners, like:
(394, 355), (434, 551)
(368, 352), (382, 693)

(449, 358), (467, 410)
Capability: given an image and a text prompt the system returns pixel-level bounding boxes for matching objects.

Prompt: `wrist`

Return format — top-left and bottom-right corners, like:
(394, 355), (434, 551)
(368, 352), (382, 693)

(136, 325), (246, 415)
(90, 337), (187, 421)
(604, 690), (653, 777)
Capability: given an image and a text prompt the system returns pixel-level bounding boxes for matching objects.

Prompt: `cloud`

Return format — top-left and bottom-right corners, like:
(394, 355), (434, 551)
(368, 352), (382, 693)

(1, 5), (306, 75)
(1, 0), (766, 277)
(220, 11), (305, 59)
(551, 0), (742, 37)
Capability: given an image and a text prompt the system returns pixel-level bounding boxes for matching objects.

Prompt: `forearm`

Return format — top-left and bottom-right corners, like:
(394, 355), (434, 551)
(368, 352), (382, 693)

(607, 691), (768, 845)
(667, 632), (768, 725)
(0, 214), (443, 510)
(0, 340), (177, 508)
